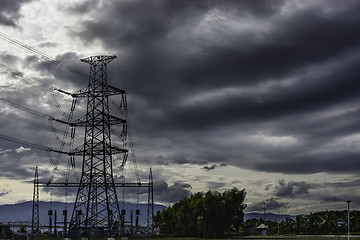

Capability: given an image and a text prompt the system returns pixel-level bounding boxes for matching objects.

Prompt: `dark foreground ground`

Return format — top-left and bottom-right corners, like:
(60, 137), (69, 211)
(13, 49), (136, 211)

(137, 236), (360, 240)
(15, 235), (360, 240)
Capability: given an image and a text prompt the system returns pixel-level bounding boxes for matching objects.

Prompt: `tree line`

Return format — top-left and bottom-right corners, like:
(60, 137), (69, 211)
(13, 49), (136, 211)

(154, 187), (360, 237)
(244, 210), (360, 235)
(154, 187), (246, 237)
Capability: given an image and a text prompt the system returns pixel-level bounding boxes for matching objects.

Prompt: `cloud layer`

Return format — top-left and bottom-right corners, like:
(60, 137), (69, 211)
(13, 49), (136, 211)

(1, 0), (360, 212)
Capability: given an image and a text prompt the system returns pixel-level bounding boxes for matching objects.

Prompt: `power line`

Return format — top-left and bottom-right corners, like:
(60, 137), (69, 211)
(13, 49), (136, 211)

(0, 97), (51, 119)
(0, 31), (88, 80)
(0, 96), (75, 135)
(0, 111), (65, 134)
(0, 62), (76, 118)
(0, 133), (67, 154)
(0, 62), (53, 91)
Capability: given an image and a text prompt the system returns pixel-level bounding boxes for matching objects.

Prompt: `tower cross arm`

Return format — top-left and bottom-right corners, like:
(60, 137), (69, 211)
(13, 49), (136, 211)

(106, 85), (126, 95)
(68, 145), (84, 156)
(80, 55), (116, 64)
(71, 89), (90, 98)
(71, 114), (126, 126)
(52, 87), (75, 97)
(70, 85), (125, 98)
(108, 114), (127, 125)
(110, 146), (128, 155)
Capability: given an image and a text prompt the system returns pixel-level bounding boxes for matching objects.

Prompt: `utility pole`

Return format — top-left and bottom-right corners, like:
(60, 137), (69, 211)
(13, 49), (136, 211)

(263, 201), (266, 221)
(277, 208), (280, 235)
(69, 55), (128, 237)
(347, 200), (351, 240)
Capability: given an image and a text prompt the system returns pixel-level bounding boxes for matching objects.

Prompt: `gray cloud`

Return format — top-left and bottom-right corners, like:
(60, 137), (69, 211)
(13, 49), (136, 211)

(274, 180), (311, 198)
(247, 197), (288, 212)
(0, 0), (34, 26)
(55, 0), (360, 177)
(154, 180), (192, 203)
(2, 0), (360, 211)
(207, 181), (226, 190)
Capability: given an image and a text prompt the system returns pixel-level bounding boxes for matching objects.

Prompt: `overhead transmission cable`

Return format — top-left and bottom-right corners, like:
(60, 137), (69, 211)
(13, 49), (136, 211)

(0, 23), (84, 195)
(0, 32), (88, 80)
(1, 16), (145, 204)
(0, 133), (69, 155)
(0, 63), (52, 90)
(48, 97), (77, 180)
(0, 97), (51, 119)
(0, 96), (75, 147)
(0, 38), (82, 183)
(0, 62), (74, 118)
(0, 111), (65, 135)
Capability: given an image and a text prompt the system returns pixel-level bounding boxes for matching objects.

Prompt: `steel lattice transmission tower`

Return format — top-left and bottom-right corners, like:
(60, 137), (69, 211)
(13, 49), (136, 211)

(69, 55), (128, 236)
(31, 166), (40, 240)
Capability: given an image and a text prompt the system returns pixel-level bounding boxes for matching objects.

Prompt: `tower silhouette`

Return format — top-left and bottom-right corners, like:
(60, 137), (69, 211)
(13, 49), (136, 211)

(69, 55), (128, 236)
(31, 166), (39, 240)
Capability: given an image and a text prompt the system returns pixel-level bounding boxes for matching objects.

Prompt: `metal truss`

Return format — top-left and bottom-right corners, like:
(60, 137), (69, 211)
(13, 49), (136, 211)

(69, 55), (127, 237)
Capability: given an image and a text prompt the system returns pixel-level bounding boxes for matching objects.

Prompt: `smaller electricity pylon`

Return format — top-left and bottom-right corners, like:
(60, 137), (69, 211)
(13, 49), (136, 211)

(31, 166), (39, 240)
(33, 172), (154, 237)
(147, 167), (154, 234)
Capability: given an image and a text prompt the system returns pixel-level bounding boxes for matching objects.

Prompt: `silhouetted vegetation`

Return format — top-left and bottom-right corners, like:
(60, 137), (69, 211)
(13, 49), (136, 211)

(243, 210), (360, 235)
(154, 187), (360, 237)
(154, 187), (246, 237)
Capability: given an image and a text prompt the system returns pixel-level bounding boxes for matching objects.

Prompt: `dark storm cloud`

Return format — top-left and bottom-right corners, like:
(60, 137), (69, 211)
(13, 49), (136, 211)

(320, 197), (341, 203)
(247, 197), (288, 212)
(70, 0), (284, 44)
(154, 180), (192, 203)
(256, 151), (360, 174)
(327, 179), (360, 188)
(70, 0), (360, 124)
(0, 153), (38, 179)
(62, 0), (100, 14)
(160, 50), (360, 133)
(274, 180), (311, 198)
(22, 52), (88, 88)
(66, 0), (289, 103)
(4, 0), (360, 188)
(183, 3), (360, 87)
(318, 192), (360, 206)
(0, 0), (33, 26)
(0, 52), (21, 65)
(0, 86), (80, 182)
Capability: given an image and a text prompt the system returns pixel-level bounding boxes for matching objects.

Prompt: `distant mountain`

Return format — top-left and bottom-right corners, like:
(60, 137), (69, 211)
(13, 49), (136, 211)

(0, 202), (298, 225)
(244, 212), (296, 222)
(0, 201), (166, 225)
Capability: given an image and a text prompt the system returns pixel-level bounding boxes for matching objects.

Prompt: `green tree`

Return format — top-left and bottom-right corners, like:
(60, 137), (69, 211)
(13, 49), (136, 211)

(154, 187), (246, 237)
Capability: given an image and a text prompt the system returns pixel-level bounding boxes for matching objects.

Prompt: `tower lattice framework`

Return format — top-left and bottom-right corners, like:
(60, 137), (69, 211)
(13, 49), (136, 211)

(69, 55), (128, 235)
(31, 166), (39, 240)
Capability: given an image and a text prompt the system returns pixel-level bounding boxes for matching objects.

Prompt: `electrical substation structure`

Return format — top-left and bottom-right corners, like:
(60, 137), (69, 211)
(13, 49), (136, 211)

(29, 55), (154, 238)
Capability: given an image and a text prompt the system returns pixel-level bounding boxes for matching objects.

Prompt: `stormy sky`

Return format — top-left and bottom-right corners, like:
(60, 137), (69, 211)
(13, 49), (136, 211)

(1, 0), (360, 215)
